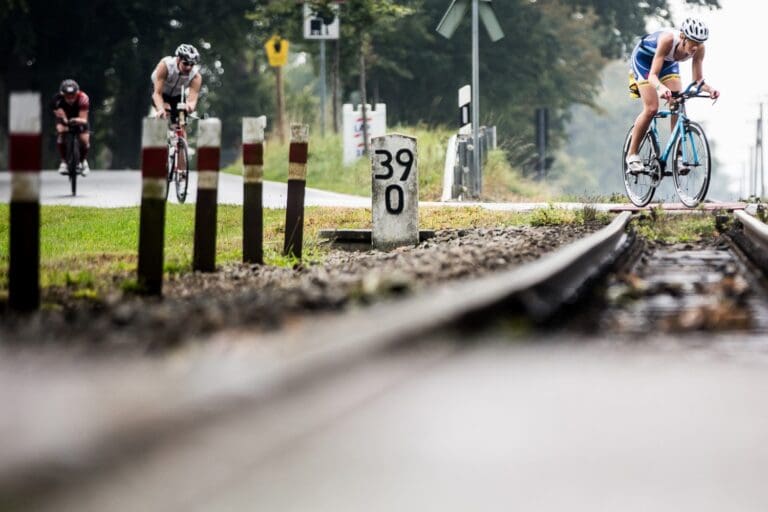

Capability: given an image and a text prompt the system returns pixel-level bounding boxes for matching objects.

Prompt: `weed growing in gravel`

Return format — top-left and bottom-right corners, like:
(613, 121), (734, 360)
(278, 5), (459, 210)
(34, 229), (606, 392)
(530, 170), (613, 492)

(634, 210), (717, 243)
(528, 205), (611, 227)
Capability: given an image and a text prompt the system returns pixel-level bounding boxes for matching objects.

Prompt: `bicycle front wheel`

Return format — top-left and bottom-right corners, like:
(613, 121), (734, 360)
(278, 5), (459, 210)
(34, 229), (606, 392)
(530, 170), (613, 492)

(672, 121), (711, 208)
(622, 125), (658, 207)
(67, 134), (79, 196)
(175, 138), (189, 203)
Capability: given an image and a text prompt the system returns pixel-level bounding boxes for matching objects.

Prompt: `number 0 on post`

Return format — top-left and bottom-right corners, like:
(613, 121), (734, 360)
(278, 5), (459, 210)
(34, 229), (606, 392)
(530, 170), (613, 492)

(371, 134), (419, 250)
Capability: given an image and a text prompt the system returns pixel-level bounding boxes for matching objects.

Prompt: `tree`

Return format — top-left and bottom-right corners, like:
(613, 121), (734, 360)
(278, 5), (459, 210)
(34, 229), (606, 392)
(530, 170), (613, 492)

(0, 0), (720, 170)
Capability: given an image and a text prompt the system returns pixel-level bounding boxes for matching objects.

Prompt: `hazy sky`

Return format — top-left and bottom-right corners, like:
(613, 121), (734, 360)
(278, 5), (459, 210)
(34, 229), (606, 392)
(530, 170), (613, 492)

(648, 0), (768, 196)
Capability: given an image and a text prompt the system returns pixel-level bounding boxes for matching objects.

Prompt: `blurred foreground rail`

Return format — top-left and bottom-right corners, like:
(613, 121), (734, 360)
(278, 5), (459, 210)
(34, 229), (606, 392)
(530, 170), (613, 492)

(6, 207), (768, 510)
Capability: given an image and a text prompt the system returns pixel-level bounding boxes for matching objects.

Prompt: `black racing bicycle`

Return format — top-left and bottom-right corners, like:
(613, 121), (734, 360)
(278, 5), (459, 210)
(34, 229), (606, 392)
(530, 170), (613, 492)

(165, 87), (197, 203)
(63, 120), (86, 196)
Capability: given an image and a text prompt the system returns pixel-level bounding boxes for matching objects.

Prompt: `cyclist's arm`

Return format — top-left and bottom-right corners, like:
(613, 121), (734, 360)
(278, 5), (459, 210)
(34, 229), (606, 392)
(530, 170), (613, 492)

(151, 60), (169, 117)
(691, 46), (720, 98)
(692, 45), (705, 82)
(53, 107), (67, 122)
(70, 93), (90, 125)
(53, 108), (68, 133)
(648, 33), (674, 96)
(185, 74), (202, 113)
(70, 108), (88, 125)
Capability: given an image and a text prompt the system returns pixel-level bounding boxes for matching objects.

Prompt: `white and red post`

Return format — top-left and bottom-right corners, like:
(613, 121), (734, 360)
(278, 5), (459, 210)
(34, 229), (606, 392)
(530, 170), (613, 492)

(8, 92), (42, 311)
(242, 116), (266, 264)
(137, 118), (168, 295)
(283, 124), (309, 259)
(193, 118), (221, 272)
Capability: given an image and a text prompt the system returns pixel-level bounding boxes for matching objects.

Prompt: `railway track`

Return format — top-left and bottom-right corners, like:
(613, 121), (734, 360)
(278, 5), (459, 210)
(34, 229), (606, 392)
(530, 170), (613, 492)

(5, 205), (768, 510)
(566, 211), (768, 335)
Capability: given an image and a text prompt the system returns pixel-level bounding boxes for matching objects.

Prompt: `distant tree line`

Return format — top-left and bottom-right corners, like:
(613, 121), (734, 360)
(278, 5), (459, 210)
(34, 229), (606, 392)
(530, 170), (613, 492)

(0, 0), (718, 169)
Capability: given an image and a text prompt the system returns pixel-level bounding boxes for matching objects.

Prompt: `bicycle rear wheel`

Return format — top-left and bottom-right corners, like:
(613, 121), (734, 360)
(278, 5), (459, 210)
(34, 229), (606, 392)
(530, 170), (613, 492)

(165, 143), (175, 201)
(175, 138), (189, 203)
(672, 121), (711, 208)
(621, 125), (658, 207)
(67, 134), (79, 197)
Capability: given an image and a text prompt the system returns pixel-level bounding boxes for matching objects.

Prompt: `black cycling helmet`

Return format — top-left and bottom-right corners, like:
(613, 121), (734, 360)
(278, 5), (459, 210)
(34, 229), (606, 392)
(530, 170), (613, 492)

(175, 43), (200, 64)
(60, 79), (79, 95)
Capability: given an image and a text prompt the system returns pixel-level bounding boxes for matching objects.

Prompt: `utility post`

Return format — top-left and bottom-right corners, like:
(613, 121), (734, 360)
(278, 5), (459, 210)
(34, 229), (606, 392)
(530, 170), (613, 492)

(304, 2), (341, 138)
(755, 102), (765, 199)
(437, 0), (504, 196)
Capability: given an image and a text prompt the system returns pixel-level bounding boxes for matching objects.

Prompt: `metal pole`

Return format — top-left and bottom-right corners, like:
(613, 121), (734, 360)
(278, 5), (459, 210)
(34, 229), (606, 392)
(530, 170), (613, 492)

(471, 0), (480, 190)
(750, 145), (755, 197)
(757, 103), (765, 198)
(320, 40), (327, 137)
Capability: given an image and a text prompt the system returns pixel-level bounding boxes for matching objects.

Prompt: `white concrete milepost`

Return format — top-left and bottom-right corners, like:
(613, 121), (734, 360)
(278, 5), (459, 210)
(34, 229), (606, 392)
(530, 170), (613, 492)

(371, 134), (419, 251)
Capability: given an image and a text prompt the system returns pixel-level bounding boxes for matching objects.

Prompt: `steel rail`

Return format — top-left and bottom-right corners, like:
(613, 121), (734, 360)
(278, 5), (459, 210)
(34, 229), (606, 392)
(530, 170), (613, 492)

(730, 210), (768, 274)
(735, 210), (768, 251)
(0, 212), (633, 500)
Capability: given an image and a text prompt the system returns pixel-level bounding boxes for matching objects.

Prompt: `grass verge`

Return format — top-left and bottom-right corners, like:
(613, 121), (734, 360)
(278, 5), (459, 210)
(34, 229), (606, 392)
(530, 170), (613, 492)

(221, 125), (553, 202)
(0, 204), (608, 298)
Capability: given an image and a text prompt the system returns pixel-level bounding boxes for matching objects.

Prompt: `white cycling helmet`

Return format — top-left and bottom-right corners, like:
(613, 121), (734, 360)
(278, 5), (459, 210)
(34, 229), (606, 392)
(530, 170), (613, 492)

(175, 43), (200, 64)
(680, 17), (709, 43)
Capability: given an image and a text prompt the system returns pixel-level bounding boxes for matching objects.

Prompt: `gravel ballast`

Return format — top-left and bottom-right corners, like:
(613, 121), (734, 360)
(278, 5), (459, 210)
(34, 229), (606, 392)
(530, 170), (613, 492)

(0, 224), (606, 351)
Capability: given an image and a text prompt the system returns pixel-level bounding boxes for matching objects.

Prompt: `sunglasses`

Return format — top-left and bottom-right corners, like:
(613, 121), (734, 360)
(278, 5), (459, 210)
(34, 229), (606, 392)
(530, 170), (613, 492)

(181, 60), (194, 67)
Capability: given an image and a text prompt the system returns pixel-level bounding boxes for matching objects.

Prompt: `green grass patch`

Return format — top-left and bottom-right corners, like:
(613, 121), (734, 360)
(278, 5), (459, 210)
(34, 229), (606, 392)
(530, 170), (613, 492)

(0, 204), (611, 297)
(221, 125), (552, 201)
(633, 209), (717, 243)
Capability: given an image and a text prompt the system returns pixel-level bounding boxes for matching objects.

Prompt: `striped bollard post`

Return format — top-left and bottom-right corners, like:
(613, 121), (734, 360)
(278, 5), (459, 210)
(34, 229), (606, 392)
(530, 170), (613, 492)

(8, 92), (42, 312)
(283, 124), (309, 259)
(243, 116), (266, 264)
(193, 118), (221, 272)
(137, 118), (168, 295)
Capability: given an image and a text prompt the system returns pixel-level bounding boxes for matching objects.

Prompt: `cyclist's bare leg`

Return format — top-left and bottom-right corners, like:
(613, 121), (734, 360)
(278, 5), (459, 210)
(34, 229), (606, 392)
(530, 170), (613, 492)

(78, 131), (90, 163)
(664, 77), (682, 130)
(55, 127), (68, 162)
(628, 83), (659, 156)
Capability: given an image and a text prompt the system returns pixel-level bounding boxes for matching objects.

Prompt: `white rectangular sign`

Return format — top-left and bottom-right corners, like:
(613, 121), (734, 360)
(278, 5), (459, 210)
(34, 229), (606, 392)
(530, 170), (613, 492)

(371, 134), (419, 250)
(304, 3), (340, 40)
(342, 103), (386, 165)
(458, 84), (471, 135)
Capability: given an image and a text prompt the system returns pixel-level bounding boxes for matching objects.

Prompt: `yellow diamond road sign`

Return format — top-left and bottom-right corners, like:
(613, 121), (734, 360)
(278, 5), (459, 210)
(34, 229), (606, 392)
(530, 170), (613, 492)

(265, 35), (289, 67)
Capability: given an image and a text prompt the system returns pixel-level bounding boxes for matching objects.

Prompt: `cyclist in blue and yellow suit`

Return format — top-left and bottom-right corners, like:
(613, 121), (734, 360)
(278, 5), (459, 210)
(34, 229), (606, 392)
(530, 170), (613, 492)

(625, 17), (720, 174)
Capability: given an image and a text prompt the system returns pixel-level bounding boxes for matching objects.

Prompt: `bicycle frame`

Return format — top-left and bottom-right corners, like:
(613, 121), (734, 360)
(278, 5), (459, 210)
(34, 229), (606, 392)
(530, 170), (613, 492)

(165, 86), (196, 203)
(647, 105), (701, 174)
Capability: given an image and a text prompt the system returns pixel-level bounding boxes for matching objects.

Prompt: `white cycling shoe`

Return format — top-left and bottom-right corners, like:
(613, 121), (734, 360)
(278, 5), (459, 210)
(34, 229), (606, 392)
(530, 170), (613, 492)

(78, 160), (90, 176)
(58, 161), (68, 175)
(625, 154), (644, 173)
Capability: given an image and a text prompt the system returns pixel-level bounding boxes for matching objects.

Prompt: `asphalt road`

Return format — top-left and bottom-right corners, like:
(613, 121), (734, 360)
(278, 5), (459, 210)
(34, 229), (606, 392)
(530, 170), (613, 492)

(0, 170), (371, 208)
(0, 171), (749, 212)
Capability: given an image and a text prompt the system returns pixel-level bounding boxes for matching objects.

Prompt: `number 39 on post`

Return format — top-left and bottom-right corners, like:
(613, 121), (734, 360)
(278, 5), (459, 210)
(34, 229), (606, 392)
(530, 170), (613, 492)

(371, 134), (419, 251)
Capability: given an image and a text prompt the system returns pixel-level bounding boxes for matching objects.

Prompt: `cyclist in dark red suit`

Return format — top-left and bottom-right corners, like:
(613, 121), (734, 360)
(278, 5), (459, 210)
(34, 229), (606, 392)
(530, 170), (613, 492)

(51, 79), (90, 176)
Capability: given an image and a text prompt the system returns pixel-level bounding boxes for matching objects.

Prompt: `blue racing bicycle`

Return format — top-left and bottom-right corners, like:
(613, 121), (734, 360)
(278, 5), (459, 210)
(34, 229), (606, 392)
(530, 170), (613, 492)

(622, 81), (714, 207)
